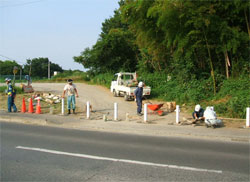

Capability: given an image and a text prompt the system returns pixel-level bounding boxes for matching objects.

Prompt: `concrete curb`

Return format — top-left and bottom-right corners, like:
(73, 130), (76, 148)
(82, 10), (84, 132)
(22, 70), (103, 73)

(1, 111), (249, 143)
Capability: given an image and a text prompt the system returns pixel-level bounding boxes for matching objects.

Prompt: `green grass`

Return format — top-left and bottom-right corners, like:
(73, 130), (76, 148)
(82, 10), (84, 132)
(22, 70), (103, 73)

(0, 86), (24, 94)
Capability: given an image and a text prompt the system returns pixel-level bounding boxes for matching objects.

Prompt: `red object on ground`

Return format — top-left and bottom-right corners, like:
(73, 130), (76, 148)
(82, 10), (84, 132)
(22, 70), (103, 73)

(157, 110), (164, 116)
(28, 98), (34, 113)
(35, 99), (41, 114)
(147, 104), (164, 116)
(21, 97), (26, 113)
(147, 104), (164, 111)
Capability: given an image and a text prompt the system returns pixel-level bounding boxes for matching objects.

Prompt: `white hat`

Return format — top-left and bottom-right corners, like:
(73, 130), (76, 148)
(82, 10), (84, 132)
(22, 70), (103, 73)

(5, 78), (11, 82)
(195, 104), (201, 112)
(138, 82), (144, 87)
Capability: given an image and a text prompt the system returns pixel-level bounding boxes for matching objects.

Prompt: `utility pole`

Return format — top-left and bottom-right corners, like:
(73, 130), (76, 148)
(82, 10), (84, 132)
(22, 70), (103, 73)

(48, 60), (50, 79)
(20, 65), (22, 81)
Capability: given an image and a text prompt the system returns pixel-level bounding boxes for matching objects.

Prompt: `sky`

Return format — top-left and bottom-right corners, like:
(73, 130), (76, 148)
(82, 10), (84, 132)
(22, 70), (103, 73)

(0, 0), (120, 71)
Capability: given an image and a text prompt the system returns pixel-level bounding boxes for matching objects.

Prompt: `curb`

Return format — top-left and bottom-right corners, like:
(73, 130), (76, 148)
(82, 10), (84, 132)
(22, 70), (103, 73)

(1, 112), (249, 143)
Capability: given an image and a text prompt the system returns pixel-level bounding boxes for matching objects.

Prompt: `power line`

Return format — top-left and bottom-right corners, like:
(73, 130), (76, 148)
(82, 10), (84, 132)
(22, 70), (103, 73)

(0, 0), (45, 8)
(0, 54), (25, 65)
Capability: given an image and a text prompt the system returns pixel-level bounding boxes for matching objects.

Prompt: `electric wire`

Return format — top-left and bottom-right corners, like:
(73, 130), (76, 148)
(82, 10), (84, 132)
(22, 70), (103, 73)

(0, 0), (45, 8)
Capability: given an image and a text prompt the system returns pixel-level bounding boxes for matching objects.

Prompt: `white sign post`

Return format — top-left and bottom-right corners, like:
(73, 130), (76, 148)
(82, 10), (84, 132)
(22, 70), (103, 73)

(246, 107), (250, 127)
(86, 101), (90, 119)
(61, 98), (65, 115)
(176, 105), (180, 124)
(144, 104), (148, 122)
(114, 103), (118, 121)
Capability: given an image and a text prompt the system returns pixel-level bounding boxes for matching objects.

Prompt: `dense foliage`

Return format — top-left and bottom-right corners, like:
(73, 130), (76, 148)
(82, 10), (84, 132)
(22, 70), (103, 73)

(0, 60), (20, 75)
(73, 0), (249, 118)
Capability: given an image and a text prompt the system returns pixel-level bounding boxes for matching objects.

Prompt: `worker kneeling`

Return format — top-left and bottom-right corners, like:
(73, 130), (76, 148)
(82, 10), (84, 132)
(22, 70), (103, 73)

(204, 106), (222, 128)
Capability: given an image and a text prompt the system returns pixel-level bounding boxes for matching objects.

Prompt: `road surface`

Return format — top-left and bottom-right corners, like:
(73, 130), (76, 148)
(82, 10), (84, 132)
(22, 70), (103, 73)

(1, 122), (249, 181)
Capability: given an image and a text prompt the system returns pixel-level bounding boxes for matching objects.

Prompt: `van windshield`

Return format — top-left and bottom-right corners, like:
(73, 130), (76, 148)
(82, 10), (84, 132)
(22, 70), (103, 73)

(122, 74), (134, 80)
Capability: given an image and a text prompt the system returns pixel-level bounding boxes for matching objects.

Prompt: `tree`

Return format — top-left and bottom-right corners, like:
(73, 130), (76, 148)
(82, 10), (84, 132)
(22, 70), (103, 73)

(0, 60), (21, 75)
(23, 58), (63, 78)
(121, 0), (250, 94)
(74, 1), (139, 74)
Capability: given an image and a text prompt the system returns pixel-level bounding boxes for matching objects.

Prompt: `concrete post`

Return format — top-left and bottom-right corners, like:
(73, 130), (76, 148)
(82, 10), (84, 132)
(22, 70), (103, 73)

(144, 104), (148, 122)
(61, 98), (65, 115)
(86, 101), (90, 119)
(176, 105), (180, 124)
(114, 103), (118, 121)
(246, 107), (250, 127)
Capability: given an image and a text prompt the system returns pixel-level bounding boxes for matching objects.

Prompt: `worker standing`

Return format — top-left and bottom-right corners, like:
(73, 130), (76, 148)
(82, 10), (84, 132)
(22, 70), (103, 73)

(5, 78), (17, 112)
(134, 81), (144, 116)
(62, 79), (79, 114)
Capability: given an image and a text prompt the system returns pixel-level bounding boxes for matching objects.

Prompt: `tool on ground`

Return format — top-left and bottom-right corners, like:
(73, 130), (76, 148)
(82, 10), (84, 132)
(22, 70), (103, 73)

(147, 103), (164, 116)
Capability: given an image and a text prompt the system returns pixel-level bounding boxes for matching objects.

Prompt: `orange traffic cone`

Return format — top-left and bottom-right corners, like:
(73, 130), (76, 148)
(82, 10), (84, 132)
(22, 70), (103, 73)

(35, 99), (41, 114)
(28, 98), (34, 113)
(21, 97), (26, 113)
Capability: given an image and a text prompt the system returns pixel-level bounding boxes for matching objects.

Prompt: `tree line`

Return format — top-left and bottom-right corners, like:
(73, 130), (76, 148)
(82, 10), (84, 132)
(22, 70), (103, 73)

(0, 58), (63, 78)
(74, 0), (249, 95)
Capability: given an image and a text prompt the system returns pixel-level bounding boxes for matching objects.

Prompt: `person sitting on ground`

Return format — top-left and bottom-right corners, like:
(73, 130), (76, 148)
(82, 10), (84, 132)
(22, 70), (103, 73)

(62, 79), (79, 114)
(192, 104), (204, 123)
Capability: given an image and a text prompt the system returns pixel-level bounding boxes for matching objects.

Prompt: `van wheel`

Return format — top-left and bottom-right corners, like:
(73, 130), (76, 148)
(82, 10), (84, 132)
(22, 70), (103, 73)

(113, 90), (118, 97)
(124, 93), (129, 101)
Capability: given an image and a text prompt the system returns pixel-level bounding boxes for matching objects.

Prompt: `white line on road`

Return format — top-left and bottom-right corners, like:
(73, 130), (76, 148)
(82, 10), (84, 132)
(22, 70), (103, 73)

(16, 146), (222, 174)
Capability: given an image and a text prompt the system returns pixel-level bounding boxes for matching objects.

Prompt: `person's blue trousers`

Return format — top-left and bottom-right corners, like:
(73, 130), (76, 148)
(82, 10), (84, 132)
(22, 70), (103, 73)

(136, 99), (142, 114)
(67, 95), (76, 110)
(8, 96), (17, 112)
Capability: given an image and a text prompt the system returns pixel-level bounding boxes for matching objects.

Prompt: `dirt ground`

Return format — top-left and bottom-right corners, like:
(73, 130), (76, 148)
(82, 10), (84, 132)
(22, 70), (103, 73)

(0, 82), (246, 128)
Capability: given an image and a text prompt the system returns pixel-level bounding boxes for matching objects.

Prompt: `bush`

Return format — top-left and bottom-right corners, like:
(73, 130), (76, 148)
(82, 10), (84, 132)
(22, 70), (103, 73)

(0, 86), (24, 94)
(138, 72), (249, 118)
(90, 73), (114, 88)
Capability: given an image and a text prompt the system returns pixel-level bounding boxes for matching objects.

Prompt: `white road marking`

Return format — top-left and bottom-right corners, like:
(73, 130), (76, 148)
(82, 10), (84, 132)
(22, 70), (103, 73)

(16, 146), (222, 174)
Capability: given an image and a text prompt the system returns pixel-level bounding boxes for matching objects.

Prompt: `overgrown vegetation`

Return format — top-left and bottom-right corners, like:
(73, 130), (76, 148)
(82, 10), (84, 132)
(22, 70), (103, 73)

(72, 0), (249, 119)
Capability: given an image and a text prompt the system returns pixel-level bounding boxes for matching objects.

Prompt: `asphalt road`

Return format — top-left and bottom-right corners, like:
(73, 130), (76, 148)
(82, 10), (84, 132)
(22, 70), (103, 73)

(1, 121), (249, 182)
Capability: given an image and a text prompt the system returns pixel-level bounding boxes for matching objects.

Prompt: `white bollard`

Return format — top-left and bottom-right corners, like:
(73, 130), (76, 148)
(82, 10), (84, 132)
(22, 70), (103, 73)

(246, 107), (250, 127)
(176, 105), (180, 124)
(144, 104), (148, 122)
(86, 101), (90, 119)
(114, 103), (118, 121)
(61, 98), (65, 115)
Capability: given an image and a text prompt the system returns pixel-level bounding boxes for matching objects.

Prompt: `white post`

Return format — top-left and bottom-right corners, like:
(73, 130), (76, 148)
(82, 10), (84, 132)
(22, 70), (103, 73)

(144, 104), (148, 122)
(86, 101), (90, 119)
(176, 105), (180, 124)
(61, 98), (65, 115)
(114, 103), (118, 121)
(246, 107), (250, 127)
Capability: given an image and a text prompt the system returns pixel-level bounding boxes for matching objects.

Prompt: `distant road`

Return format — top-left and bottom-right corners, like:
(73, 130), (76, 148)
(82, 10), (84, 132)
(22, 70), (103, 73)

(1, 122), (249, 181)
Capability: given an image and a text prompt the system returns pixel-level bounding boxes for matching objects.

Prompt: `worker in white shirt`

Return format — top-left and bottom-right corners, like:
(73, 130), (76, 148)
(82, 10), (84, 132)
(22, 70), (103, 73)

(62, 79), (79, 114)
